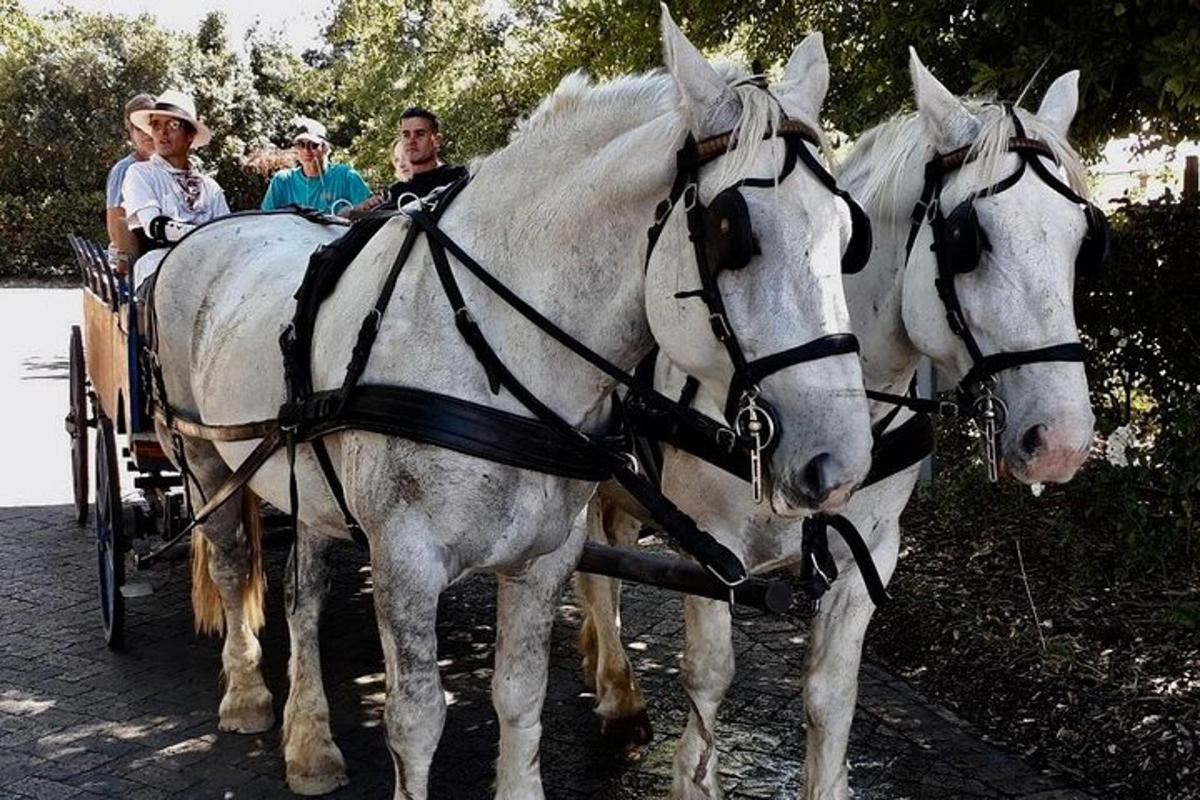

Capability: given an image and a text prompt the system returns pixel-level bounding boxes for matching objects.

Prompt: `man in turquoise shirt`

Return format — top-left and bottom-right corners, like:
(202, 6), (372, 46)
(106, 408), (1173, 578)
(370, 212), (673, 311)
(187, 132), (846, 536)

(261, 118), (371, 215)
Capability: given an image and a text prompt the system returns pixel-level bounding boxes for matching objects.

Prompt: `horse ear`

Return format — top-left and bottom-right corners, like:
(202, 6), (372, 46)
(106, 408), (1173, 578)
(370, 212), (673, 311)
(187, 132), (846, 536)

(910, 47), (979, 152)
(777, 32), (828, 121)
(1036, 70), (1080, 137)
(660, 3), (739, 135)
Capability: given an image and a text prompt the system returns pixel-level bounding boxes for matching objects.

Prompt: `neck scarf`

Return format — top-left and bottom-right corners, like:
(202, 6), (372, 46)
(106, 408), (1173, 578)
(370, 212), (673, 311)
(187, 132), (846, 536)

(152, 153), (203, 212)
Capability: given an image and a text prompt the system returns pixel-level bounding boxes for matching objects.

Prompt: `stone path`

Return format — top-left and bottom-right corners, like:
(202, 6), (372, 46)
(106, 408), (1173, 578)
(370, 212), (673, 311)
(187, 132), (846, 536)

(0, 504), (1094, 799)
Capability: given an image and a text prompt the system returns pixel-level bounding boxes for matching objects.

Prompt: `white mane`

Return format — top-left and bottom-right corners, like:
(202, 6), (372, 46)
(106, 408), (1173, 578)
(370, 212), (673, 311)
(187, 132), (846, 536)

(839, 101), (1087, 223)
(497, 65), (831, 190)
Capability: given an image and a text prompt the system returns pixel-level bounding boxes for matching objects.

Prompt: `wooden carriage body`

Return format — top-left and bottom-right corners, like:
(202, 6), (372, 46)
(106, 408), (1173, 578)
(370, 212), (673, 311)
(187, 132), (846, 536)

(69, 235), (170, 471)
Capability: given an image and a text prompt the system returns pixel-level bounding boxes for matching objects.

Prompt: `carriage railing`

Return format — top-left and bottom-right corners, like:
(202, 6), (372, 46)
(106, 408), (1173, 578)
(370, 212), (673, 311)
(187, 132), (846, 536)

(67, 234), (128, 310)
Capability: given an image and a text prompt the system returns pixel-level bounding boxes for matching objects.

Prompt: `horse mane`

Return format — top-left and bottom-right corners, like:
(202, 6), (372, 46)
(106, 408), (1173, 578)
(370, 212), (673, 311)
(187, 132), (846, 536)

(498, 64), (831, 189)
(839, 100), (1088, 223)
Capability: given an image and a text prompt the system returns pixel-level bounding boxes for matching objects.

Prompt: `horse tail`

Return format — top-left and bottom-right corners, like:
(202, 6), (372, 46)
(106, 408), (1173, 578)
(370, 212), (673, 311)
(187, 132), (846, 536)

(241, 490), (266, 634)
(191, 528), (225, 637)
(189, 489), (266, 636)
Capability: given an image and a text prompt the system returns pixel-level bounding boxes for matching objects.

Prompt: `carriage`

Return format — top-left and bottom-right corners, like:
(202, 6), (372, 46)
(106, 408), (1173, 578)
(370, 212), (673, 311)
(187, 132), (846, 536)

(63, 235), (189, 649)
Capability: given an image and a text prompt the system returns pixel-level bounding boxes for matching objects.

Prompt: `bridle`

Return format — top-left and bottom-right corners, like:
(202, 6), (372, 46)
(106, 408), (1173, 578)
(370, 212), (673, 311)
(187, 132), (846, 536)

(869, 105), (1107, 480)
(645, 116), (872, 501)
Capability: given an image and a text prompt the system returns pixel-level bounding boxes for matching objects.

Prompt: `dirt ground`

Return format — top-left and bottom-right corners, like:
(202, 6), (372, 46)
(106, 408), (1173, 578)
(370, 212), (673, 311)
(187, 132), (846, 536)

(867, 465), (1199, 800)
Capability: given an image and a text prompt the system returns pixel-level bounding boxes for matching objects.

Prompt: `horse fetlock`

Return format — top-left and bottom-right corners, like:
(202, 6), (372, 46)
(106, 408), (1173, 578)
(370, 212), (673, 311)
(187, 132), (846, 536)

(218, 682), (275, 733)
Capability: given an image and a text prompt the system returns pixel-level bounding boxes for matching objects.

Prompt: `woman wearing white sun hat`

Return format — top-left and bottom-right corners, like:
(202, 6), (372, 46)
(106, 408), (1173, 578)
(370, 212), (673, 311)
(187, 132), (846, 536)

(121, 89), (230, 287)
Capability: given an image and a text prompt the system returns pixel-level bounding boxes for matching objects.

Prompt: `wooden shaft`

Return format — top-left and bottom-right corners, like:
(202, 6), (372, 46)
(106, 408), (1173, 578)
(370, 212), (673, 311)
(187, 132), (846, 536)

(577, 542), (793, 614)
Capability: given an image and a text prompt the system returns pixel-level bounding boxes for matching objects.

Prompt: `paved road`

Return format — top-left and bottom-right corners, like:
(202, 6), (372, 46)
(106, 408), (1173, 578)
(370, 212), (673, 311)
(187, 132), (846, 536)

(0, 289), (1093, 799)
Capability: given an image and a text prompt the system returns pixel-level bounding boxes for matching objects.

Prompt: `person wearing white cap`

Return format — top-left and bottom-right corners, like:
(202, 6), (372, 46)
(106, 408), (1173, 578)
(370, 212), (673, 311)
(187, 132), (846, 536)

(120, 89), (230, 287)
(260, 117), (371, 216)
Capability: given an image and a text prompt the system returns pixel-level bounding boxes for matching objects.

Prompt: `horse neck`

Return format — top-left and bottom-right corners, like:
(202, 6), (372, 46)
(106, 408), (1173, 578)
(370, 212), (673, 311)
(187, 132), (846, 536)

(840, 139), (927, 408)
(384, 113), (680, 429)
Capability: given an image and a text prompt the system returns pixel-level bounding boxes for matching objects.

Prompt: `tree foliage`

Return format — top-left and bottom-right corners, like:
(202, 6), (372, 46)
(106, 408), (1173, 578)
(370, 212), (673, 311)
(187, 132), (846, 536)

(2, 0), (1198, 277)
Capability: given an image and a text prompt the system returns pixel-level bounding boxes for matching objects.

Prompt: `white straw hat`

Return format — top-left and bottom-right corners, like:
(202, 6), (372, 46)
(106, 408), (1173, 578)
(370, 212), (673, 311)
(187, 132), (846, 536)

(129, 89), (212, 148)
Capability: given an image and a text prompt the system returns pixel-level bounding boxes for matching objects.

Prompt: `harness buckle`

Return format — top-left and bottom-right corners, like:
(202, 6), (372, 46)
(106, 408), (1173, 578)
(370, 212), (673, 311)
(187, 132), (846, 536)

(937, 400), (961, 417)
(714, 427), (738, 453)
(709, 313), (732, 342)
(654, 198), (673, 225)
(682, 183), (699, 212)
(946, 309), (966, 336)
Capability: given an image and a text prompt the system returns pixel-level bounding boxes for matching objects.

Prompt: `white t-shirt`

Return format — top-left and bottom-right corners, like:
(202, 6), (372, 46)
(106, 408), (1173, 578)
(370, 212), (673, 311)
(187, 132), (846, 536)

(121, 154), (230, 231)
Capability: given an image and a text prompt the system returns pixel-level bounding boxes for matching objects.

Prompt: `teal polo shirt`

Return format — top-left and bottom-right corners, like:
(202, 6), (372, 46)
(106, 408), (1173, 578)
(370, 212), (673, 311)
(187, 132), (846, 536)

(261, 162), (372, 215)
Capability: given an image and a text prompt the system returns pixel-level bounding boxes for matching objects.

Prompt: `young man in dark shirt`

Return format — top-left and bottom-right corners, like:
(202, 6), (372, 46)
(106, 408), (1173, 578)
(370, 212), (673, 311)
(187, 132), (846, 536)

(355, 107), (466, 214)
(387, 107), (467, 202)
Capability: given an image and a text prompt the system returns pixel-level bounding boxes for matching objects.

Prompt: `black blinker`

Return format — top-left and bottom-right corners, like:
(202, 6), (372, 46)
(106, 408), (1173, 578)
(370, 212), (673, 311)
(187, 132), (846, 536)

(704, 188), (756, 273)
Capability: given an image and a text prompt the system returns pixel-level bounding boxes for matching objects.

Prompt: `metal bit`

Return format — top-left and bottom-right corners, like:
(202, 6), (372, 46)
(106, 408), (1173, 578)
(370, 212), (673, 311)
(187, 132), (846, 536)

(737, 393), (768, 503)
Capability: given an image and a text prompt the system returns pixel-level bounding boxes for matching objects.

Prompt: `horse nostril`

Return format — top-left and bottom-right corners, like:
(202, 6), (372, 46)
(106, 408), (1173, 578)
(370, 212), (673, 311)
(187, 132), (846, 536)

(802, 452), (833, 503)
(1021, 424), (1047, 457)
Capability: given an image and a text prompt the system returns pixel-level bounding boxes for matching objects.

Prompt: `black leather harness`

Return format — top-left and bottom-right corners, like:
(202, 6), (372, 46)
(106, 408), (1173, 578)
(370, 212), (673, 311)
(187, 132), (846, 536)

(142, 117), (870, 589)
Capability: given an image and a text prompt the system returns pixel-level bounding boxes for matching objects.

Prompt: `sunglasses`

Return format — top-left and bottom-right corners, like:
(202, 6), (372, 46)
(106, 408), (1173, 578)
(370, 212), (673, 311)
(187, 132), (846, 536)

(149, 119), (187, 134)
(293, 140), (323, 151)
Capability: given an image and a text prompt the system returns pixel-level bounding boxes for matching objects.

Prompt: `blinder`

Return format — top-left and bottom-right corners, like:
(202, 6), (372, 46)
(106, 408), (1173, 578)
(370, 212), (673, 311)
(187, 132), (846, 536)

(1076, 202), (1110, 277)
(934, 171), (1110, 279)
(699, 173), (871, 277)
(702, 188), (759, 274)
(840, 197), (873, 275)
(938, 198), (991, 275)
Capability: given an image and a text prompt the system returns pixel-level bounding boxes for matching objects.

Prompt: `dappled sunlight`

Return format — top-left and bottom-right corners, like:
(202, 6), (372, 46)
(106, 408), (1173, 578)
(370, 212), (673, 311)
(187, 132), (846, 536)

(0, 690), (56, 716)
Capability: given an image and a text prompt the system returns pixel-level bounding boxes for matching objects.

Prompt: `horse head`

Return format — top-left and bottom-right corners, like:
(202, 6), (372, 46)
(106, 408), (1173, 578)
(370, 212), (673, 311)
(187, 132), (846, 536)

(645, 12), (872, 515)
(898, 50), (1096, 484)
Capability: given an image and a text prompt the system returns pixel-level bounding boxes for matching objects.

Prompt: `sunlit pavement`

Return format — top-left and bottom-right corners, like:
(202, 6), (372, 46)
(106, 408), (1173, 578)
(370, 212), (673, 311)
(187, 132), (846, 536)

(0, 289), (1093, 798)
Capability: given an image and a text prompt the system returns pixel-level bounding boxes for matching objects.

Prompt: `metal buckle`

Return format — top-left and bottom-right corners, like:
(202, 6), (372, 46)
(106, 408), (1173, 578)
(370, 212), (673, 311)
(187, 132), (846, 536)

(937, 399), (961, 417)
(709, 313), (732, 342)
(714, 427), (738, 453)
(654, 198), (673, 225)
(682, 183), (699, 212)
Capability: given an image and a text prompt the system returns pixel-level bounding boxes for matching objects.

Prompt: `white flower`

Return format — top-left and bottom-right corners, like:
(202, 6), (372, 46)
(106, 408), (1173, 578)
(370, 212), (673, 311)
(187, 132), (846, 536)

(1106, 424), (1138, 467)
(1030, 482), (1045, 497)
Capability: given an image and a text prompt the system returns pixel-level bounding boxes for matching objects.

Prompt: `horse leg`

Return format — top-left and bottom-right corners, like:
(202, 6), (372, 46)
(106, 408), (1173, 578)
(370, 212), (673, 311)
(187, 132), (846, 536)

(493, 513), (587, 799)
(282, 525), (348, 796)
(371, 533), (450, 800)
(671, 595), (733, 800)
(573, 495), (652, 748)
(803, 514), (900, 800)
(191, 489), (274, 734)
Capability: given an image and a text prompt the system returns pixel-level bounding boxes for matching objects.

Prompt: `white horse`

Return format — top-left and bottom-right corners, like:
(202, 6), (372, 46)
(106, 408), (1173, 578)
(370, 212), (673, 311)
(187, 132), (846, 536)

(150, 10), (874, 799)
(576, 49), (1097, 799)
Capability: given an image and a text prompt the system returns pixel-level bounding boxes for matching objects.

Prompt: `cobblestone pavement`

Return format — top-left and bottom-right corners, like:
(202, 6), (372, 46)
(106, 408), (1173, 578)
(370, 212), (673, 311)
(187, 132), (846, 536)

(0, 503), (1095, 800)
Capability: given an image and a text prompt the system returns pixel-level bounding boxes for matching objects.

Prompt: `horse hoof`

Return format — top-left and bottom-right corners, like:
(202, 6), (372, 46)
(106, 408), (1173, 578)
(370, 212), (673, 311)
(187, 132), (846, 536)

(287, 767), (350, 796)
(601, 708), (653, 749)
(218, 686), (275, 734)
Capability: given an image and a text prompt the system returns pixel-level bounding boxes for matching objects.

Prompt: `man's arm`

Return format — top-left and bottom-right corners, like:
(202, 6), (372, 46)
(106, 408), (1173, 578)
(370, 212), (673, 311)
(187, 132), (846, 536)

(105, 208), (138, 275)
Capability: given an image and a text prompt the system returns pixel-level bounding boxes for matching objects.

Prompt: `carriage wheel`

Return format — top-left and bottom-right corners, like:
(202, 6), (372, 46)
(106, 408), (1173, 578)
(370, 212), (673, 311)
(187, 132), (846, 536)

(94, 415), (126, 649)
(67, 325), (89, 525)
